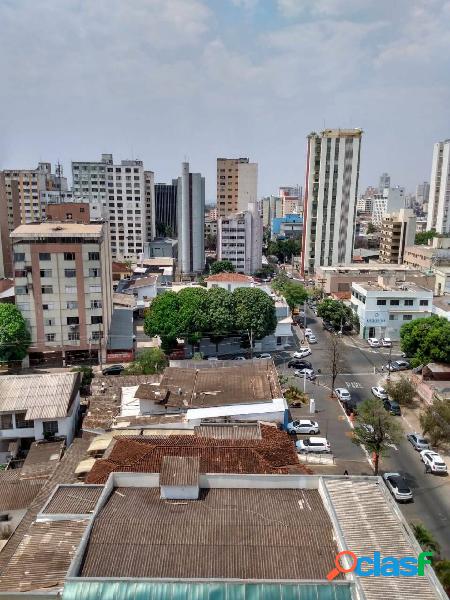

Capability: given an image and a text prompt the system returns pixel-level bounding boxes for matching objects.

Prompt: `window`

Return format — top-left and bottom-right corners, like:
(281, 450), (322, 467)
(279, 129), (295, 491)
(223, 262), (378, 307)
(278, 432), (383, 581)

(91, 315), (103, 325)
(42, 303), (54, 310)
(0, 414), (13, 429)
(15, 412), (34, 429)
(65, 285), (77, 294)
(91, 331), (101, 340)
(89, 284), (101, 293)
(389, 315), (398, 321)
(66, 301), (78, 309)
(68, 331), (80, 341)
(89, 268), (100, 277)
(41, 285), (53, 294)
(404, 299), (414, 306)
(43, 421), (58, 435)
(376, 299), (386, 305)
(64, 252), (75, 261)
(88, 252), (100, 260)
(65, 269), (77, 278)
(420, 299), (429, 306)
(40, 269), (52, 278)
(67, 316), (79, 325)
(45, 333), (56, 342)
(90, 299), (102, 309)
(14, 253), (25, 262)
(44, 318), (54, 326)
(390, 299), (399, 306)
(14, 269), (27, 277)
(403, 314), (413, 321)
(15, 285), (28, 295)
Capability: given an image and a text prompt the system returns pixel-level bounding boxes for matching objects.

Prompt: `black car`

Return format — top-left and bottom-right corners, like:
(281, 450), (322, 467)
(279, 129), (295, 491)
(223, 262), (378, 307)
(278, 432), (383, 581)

(383, 398), (401, 416)
(288, 359), (312, 369)
(102, 364), (125, 376)
(341, 398), (360, 416)
(323, 321), (335, 332)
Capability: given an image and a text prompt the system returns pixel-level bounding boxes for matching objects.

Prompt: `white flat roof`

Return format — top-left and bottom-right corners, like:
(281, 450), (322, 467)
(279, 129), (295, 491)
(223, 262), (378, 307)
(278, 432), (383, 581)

(185, 397), (287, 421)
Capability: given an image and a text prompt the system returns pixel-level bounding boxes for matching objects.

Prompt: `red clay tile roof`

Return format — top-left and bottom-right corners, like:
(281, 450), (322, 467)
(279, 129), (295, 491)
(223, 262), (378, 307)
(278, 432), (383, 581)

(206, 273), (254, 283)
(85, 425), (311, 483)
(112, 261), (132, 274)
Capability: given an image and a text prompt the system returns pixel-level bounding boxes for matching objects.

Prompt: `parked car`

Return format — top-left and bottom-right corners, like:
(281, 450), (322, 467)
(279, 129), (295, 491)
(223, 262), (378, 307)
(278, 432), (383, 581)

(406, 433), (430, 451)
(308, 334), (317, 344)
(294, 368), (316, 380)
(371, 386), (388, 400)
(287, 419), (320, 435)
(296, 437), (331, 453)
(304, 328), (313, 337)
(368, 337), (380, 347)
(288, 359), (312, 369)
(334, 388), (351, 402)
(293, 347), (312, 359)
(233, 356), (246, 361)
(256, 353), (271, 359)
(381, 338), (392, 348)
(383, 473), (413, 502)
(207, 357), (219, 361)
(383, 398), (401, 416)
(394, 359), (410, 370)
(102, 364), (125, 376)
(420, 450), (448, 474)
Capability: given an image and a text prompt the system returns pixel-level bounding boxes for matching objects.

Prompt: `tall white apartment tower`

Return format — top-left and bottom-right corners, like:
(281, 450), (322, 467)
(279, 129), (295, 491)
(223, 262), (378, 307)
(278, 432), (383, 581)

(301, 129), (362, 275)
(177, 162), (205, 274)
(217, 202), (262, 275)
(427, 140), (450, 234)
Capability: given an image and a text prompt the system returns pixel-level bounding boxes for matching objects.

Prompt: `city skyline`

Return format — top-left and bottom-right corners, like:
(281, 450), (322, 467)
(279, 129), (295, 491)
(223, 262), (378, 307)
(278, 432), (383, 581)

(1, 1), (449, 200)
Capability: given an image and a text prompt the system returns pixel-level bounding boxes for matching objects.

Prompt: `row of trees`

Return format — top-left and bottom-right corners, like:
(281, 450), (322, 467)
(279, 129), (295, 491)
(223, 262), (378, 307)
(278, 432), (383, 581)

(317, 298), (359, 332)
(144, 287), (277, 352)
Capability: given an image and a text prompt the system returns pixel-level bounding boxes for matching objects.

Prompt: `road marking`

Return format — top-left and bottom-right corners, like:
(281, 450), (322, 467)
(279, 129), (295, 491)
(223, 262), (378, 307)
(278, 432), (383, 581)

(345, 381), (362, 389)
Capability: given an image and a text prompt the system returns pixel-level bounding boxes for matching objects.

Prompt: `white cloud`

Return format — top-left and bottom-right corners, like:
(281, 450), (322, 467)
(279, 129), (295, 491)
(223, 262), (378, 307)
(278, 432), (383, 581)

(277, 0), (372, 18)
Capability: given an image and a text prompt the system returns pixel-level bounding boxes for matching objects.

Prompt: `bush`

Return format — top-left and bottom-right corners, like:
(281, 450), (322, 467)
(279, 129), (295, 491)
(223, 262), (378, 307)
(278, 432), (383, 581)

(125, 348), (168, 375)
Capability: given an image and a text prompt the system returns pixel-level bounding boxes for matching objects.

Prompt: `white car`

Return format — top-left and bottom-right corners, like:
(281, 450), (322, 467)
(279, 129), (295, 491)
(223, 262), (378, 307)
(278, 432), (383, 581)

(368, 338), (380, 347)
(287, 419), (320, 435)
(293, 347), (312, 359)
(294, 368), (316, 380)
(233, 356), (246, 361)
(371, 386), (388, 400)
(381, 338), (392, 348)
(256, 353), (271, 359)
(334, 388), (351, 402)
(296, 437), (331, 453)
(383, 473), (413, 502)
(308, 334), (317, 344)
(304, 328), (313, 337)
(421, 450), (448, 474)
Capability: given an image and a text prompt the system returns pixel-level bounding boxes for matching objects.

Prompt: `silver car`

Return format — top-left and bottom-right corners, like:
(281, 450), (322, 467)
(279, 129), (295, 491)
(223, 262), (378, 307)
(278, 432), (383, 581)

(406, 433), (430, 451)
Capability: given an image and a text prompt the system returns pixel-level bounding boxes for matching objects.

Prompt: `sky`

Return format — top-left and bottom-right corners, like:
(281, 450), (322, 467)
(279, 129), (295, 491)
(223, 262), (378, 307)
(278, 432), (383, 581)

(0, 0), (449, 202)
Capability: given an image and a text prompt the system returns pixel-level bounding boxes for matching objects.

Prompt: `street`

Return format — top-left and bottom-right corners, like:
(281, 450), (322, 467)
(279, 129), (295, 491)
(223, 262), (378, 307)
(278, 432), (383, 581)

(279, 306), (450, 557)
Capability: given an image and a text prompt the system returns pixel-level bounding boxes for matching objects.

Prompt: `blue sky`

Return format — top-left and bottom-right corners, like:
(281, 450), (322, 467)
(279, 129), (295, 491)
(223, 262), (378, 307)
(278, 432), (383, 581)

(0, 0), (449, 201)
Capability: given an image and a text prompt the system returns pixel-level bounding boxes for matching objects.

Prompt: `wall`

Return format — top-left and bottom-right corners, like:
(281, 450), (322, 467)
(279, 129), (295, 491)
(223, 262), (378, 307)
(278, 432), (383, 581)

(160, 484), (199, 500)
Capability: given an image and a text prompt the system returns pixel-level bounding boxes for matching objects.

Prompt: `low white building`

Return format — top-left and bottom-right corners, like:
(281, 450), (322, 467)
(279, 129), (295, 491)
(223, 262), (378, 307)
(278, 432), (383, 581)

(351, 276), (433, 340)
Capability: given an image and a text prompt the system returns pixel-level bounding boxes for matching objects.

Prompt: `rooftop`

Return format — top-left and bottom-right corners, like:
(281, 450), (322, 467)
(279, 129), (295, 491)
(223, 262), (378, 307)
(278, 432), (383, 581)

(0, 474), (45, 511)
(20, 440), (65, 479)
(107, 308), (134, 350)
(160, 456), (200, 487)
(0, 372), (80, 420)
(352, 280), (433, 294)
(317, 264), (417, 274)
(206, 272), (255, 283)
(11, 222), (104, 238)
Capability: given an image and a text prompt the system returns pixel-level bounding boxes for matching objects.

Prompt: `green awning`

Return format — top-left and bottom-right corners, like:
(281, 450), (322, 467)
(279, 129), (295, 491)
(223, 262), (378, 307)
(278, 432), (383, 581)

(63, 580), (354, 600)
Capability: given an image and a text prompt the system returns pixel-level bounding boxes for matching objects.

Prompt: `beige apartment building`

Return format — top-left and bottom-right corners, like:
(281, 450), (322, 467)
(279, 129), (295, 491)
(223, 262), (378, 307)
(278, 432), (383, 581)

(379, 209), (416, 264)
(216, 157), (257, 217)
(11, 222), (113, 366)
(403, 237), (450, 270)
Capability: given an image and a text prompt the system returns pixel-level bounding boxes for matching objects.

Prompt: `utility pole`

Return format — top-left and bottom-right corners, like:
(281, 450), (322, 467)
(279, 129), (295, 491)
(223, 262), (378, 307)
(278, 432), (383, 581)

(387, 344), (392, 381)
(248, 328), (254, 359)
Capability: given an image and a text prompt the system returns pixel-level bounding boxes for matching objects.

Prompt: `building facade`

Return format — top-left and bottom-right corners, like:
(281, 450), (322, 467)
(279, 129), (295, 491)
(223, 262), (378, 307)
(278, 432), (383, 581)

(216, 157), (257, 217)
(302, 128), (362, 274)
(403, 237), (450, 271)
(371, 186), (406, 226)
(261, 195), (283, 228)
(427, 139), (450, 234)
(46, 202), (90, 223)
(11, 222), (113, 365)
(378, 172), (391, 191)
(217, 202), (262, 274)
(379, 209), (416, 264)
(271, 214), (303, 240)
(177, 162), (205, 274)
(154, 183), (177, 237)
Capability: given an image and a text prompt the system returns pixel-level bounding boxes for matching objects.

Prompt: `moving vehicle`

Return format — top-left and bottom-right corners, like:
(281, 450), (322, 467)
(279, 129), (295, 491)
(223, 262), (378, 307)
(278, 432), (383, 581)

(420, 450), (448, 474)
(334, 388), (351, 402)
(292, 347), (312, 359)
(406, 433), (430, 451)
(383, 398), (401, 416)
(294, 368), (316, 380)
(288, 359), (312, 369)
(371, 386), (388, 400)
(381, 338), (392, 347)
(308, 334), (317, 344)
(287, 419), (320, 435)
(296, 437), (331, 453)
(368, 338), (380, 347)
(102, 364), (125, 376)
(383, 473), (413, 502)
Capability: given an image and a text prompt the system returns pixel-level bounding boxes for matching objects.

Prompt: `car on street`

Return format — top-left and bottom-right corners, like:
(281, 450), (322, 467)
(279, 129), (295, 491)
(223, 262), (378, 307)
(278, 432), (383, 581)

(288, 359), (312, 369)
(308, 334), (317, 344)
(296, 437), (331, 453)
(371, 386), (388, 400)
(383, 473), (413, 502)
(293, 347), (312, 359)
(256, 353), (271, 359)
(385, 360), (410, 371)
(233, 356), (246, 361)
(406, 433), (430, 451)
(294, 368), (316, 380)
(334, 388), (351, 402)
(368, 337), (381, 347)
(420, 450), (448, 474)
(304, 328), (313, 337)
(381, 338), (392, 347)
(102, 364), (125, 376)
(383, 398), (401, 416)
(287, 419), (320, 435)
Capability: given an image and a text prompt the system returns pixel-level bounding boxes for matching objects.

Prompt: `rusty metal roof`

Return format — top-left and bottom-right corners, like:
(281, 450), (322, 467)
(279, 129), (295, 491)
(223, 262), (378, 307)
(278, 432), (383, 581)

(0, 476), (45, 511)
(43, 485), (103, 514)
(160, 456), (199, 487)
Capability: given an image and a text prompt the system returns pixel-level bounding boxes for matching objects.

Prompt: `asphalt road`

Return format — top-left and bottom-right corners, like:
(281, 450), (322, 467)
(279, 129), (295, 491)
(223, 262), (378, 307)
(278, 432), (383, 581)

(281, 307), (450, 557)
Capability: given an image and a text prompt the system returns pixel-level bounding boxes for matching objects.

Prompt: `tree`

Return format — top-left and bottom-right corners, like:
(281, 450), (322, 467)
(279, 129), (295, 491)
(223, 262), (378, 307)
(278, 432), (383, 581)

(272, 275), (308, 310)
(385, 376), (416, 406)
(125, 348), (168, 374)
(0, 304), (31, 363)
(366, 222), (378, 234)
(205, 233), (217, 251)
(284, 386), (307, 406)
(176, 287), (208, 350)
(71, 366), (94, 394)
(205, 287), (235, 352)
(412, 523), (441, 555)
(352, 398), (403, 475)
(267, 239), (300, 262)
(434, 560), (450, 595)
(317, 298), (359, 332)
(415, 230), (436, 245)
(326, 334), (345, 397)
(232, 287), (277, 342)
(420, 398), (450, 447)
(400, 316), (450, 367)
(210, 260), (235, 275)
(144, 292), (181, 351)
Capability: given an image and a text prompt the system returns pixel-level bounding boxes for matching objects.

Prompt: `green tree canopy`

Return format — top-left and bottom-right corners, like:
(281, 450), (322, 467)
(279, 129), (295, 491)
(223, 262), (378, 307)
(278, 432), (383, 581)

(176, 287), (208, 344)
(205, 287), (235, 340)
(400, 315), (450, 366)
(352, 398), (403, 474)
(317, 298), (359, 331)
(420, 398), (450, 447)
(272, 274), (308, 309)
(210, 260), (235, 275)
(415, 230), (436, 245)
(0, 304), (31, 363)
(232, 287), (277, 340)
(143, 292), (181, 351)
(366, 222), (378, 234)
(385, 376), (416, 406)
(125, 348), (168, 375)
(267, 239), (300, 262)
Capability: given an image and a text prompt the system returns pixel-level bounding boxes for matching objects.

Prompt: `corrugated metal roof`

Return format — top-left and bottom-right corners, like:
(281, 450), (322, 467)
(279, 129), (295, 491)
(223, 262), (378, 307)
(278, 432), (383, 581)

(20, 440), (64, 479)
(195, 423), (262, 439)
(0, 372), (79, 420)
(160, 456), (199, 487)
(43, 486), (103, 514)
(0, 477), (45, 511)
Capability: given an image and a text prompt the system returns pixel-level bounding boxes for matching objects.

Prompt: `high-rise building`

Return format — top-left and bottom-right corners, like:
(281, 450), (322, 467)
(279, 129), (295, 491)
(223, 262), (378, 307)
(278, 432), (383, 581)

(279, 186), (302, 216)
(0, 173), (12, 278)
(154, 183), (178, 237)
(302, 129), (362, 274)
(217, 202), (262, 275)
(427, 140), (450, 233)
(371, 186), (406, 226)
(378, 172), (391, 191)
(72, 154), (151, 259)
(216, 157), (257, 217)
(416, 181), (430, 215)
(177, 162), (205, 274)
(262, 196), (283, 228)
(379, 209), (416, 264)
(11, 221), (113, 365)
